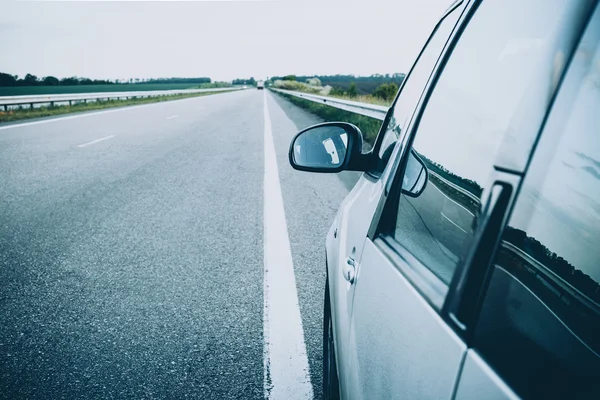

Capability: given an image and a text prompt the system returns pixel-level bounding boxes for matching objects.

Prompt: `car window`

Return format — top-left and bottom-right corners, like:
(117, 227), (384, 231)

(375, 5), (461, 170)
(472, 7), (600, 398)
(385, 0), (587, 288)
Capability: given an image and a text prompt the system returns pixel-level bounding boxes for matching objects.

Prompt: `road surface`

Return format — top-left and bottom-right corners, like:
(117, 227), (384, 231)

(0, 90), (360, 399)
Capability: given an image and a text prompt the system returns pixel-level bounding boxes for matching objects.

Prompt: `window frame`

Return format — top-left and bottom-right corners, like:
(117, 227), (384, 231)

(368, 0), (598, 333)
(467, 6), (600, 389)
(448, 0), (600, 338)
(362, 0), (476, 312)
(367, 0), (465, 178)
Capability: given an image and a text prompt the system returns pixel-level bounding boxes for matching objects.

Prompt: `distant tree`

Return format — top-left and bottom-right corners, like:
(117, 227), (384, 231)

(283, 75), (297, 81)
(24, 73), (39, 85)
(60, 77), (80, 85)
(42, 76), (60, 86)
(232, 77), (256, 85)
(91, 79), (114, 85)
(0, 72), (214, 87)
(0, 72), (17, 86)
(373, 82), (399, 101)
(348, 82), (357, 98)
(329, 87), (345, 96)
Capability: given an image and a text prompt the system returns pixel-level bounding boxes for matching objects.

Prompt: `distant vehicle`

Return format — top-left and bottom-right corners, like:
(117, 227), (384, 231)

(287, 0), (600, 399)
(257, 80), (264, 90)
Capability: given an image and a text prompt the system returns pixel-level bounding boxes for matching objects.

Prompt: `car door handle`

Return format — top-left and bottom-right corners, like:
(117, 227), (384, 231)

(343, 257), (356, 284)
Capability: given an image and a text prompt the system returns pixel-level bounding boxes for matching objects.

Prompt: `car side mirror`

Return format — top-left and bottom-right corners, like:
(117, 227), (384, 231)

(401, 150), (428, 197)
(288, 122), (364, 173)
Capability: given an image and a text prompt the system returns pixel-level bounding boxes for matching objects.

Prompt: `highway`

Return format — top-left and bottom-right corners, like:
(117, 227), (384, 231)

(0, 90), (359, 399)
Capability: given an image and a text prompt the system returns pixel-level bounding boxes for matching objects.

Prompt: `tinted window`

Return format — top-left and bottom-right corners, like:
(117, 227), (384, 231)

(389, 0), (588, 287)
(473, 6), (600, 398)
(376, 6), (461, 169)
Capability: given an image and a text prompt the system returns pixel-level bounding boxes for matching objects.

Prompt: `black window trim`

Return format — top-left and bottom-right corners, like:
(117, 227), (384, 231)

(366, 0), (465, 179)
(367, 0), (475, 240)
(448, 0), (600, 341)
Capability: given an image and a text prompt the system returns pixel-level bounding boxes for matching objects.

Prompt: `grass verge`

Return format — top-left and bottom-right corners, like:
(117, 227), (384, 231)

(326, 93), (391, 107)
(272, 83), (393, 107)
(272, 90), (383, 147)
(0, 90), (235, 123)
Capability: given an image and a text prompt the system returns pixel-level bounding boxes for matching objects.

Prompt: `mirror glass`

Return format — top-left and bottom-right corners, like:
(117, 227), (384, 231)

(402, 150), (428, 197)
(292, 125), (349, 169)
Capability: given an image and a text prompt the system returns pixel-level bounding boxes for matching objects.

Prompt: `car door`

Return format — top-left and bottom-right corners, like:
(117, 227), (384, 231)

(455, 4), (600, 399)
(328, 3), (465, 395)
(346, 0), (592, 398)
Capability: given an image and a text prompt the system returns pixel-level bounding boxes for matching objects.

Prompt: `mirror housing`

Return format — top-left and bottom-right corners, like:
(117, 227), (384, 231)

(288, 122), (365, 173)
(401, 150), (428, 197)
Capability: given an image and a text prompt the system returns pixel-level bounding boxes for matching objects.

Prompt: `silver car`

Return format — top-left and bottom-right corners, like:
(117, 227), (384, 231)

(288, 0), (600, 398)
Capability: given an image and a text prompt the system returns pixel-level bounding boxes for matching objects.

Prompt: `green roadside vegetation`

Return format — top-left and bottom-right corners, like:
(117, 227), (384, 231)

(269, 74), (403, 146)
(0, 83), (204, 96)
(270, 75), (399, 108)
(0, 90), (236, 123)
(193, 82), (235, 89)
(272, 90), (383, 147)
(270, 74), (404, 95)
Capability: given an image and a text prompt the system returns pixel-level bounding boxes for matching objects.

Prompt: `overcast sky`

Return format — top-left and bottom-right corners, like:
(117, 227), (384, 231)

(1, 0), (452, 81)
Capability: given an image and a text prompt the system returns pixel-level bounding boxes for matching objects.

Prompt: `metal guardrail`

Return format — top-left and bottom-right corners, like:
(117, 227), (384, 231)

(502, 241), (598, 308)
(0, 87), (242, 110)
(270, 88), (388, 120)
(428, 170), (480, 205)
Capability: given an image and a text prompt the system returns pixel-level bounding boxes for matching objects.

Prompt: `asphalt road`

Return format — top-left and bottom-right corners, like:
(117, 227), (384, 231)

(0, 90), (359, 399)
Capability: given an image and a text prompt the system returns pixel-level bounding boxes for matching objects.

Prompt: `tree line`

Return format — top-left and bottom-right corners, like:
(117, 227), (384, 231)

(0, 73), (211, 87)
(232, 77), (256, 85)
(504, 226), (600, 305)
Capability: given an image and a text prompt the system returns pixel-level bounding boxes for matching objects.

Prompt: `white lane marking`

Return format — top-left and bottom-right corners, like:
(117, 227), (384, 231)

(263, 91), (313, 400)
(77, 135), (115, 148)
(440, 212), (468, 234)
(430, 180), (475, 217)
(0, 92), (237, 131)
(166, 115), (179, 120)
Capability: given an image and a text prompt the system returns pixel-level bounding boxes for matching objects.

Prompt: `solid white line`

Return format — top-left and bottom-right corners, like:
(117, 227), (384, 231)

(440, 212), (468, 234)
(263, 91), (313, 399)
(166, 115), (179, 120)
(431, 181), (475, 217)
(77, 135), (115, 148)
